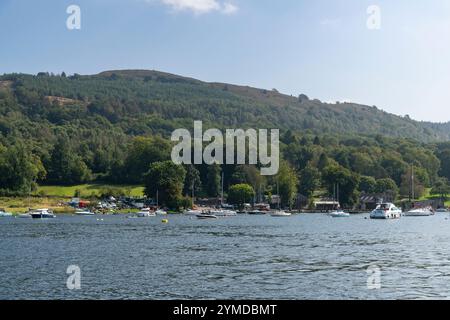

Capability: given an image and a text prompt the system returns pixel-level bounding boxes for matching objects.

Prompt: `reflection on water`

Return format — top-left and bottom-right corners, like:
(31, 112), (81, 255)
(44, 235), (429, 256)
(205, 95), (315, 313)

(1, 213), (450, 299)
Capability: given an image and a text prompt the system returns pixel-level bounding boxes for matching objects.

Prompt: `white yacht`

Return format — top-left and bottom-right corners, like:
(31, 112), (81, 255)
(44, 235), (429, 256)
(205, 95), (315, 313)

(404, 207), (434, 217)
(0, 210), (12, 217)
(75, 209), (95, 216)
(370, 203), (402, 220)
(29, 209), (56, 219)
(270, 210), (292, 217)
(137, 208), (156, 217)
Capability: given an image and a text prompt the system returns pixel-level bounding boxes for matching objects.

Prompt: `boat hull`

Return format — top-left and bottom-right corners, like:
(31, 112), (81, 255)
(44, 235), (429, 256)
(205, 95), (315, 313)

(196, 214), (218, 219)
(31, 213), (56, 219)
(0, 212), (12, 217)
(270, 211), (292, 217)
(330, 213), (350, 218)
(76, 211), (95, 216)
(211, 210), (237, 217)
(248, 211), (267, 215)
(404, 212), (434, 217)
(137, 213), (156, 217)
(370, 212), (401, 219)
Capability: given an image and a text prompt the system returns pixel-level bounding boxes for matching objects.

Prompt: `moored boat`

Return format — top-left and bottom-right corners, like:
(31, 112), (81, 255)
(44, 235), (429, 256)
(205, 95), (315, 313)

(328, 183), (349, 218)
(210, 209), (237, 217)
(184, 209), (203, 215)
(75, 209), (95, 216)
(155, 209), (167, 215)
(137, 208), (156, 217)
(370, 203), (402, 220)
(248, 210), (267, 215)
(329, 210), (350, 218)
(29, 209), (56, 219)
(404, 207), (434, 217)
(196, 213), (218, 219)
(0, 210), (12, 217)
(270, 210), (292, 217)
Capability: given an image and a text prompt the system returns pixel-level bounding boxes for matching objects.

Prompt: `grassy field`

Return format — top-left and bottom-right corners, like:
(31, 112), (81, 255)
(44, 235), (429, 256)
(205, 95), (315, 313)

(34, 184), (145, 198)
(0, 196), (73, 214)
(0, 184), (145, 214)
(418, 188), (450, 207)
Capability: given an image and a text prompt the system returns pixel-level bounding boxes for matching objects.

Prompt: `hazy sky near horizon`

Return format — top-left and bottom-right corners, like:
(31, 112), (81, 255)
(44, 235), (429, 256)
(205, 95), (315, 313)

(1, 0), (450, 122)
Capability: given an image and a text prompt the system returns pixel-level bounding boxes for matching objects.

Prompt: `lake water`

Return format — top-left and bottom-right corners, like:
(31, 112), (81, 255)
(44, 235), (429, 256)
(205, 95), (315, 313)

(1, 213), (450, 300)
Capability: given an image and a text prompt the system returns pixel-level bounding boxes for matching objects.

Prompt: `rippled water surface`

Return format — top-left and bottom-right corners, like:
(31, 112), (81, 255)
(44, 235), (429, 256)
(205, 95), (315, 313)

(1, 213), (450, 300)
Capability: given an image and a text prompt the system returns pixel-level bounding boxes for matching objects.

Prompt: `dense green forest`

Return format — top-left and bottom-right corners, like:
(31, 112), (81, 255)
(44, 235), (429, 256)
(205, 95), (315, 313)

(1, 70), (450, 208)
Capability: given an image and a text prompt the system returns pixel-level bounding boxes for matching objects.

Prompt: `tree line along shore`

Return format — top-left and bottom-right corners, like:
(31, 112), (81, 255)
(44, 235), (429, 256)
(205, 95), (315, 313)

(1, 72), (450, 211)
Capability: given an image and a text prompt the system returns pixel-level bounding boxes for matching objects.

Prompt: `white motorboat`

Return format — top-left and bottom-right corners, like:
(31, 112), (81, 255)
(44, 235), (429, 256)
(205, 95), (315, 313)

(329, 210), (350, 218)
(404, 207), (434, 217)
(270, 210), (292, 217)
(210, 209), (237, 217)
(155, 209), (167, 215)
(248, 210), (267, 215)
(184, 209), (203, 215)
(196, 213), (218, 219)
(436, 208), (448, 213)
(75, 209), (95, 216)
(137, 208), (156, 217)
(29, 208), (56, 219)
(370, 203), (402, 220)
(0, 210), (12, 217)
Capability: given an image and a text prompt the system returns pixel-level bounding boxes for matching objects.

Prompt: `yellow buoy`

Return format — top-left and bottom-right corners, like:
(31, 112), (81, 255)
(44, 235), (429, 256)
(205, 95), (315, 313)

(162, 219), (169, 224)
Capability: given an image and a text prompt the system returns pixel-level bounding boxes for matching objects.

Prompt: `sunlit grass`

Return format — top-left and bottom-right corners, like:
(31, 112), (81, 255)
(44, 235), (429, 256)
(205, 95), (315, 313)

(35, 184), (144, 198)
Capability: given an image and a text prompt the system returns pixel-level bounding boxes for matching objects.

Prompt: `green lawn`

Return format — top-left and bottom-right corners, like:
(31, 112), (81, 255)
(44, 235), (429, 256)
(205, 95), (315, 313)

(417, 188), (450, 207)
(35, 184), (145, 198)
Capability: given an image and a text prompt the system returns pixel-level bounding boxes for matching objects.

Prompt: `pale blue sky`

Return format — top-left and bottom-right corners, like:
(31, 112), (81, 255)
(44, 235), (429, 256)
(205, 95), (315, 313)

(1, 0), (450, 122)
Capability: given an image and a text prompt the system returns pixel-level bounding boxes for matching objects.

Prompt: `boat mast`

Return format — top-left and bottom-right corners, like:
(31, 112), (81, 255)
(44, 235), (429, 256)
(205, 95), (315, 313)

(277, 180), (280, 210)
(192, 181), (195, 208)
(221, 171), (224, 206)
(333, 183), (335, 209)
(337, 183), (340, 208)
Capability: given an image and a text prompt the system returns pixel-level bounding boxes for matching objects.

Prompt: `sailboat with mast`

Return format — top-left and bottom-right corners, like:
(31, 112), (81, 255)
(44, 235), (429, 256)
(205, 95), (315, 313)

(210, 172), (237, 217)
(271, 180), (292, 217)
(404, 165), (434, 217)
(184, 182), (203, 215)
(329, 183), (350, 218)
(155, 190), (167, 215)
